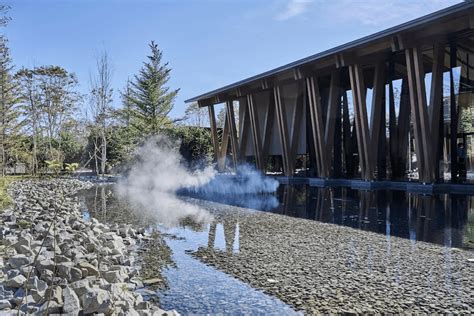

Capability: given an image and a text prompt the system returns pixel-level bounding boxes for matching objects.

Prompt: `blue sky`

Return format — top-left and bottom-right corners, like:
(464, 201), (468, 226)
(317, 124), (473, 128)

(4, 0), (461, 119)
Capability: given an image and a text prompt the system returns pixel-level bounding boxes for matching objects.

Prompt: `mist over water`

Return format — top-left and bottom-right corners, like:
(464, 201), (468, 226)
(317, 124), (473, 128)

(116, 136), (279, 226)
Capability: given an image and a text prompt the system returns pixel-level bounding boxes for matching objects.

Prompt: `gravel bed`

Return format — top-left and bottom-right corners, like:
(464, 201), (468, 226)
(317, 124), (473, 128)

(188, 198), (474, 314)
(0, 179), (178, 315)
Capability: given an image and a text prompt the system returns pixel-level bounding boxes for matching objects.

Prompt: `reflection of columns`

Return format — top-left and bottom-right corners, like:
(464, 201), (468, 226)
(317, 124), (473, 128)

(315, 188), (331, 221)
(207, 222), (216, 248)
(223, 219), (237, 254)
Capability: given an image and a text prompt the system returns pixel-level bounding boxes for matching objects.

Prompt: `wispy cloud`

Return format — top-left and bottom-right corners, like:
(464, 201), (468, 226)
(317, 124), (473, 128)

(275, 0), (314, 21)
(322, 0), (461, 26)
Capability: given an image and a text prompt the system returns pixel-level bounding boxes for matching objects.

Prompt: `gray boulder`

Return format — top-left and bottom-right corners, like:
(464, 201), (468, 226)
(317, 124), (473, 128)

(62, 286), (80, 314)
(80, 288), (113, 314)
(8, 254), (31, 269)
(6, 274), (26, 288)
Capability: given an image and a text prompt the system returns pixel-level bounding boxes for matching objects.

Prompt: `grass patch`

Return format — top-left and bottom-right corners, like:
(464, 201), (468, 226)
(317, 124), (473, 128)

(0, 175), (32, 210)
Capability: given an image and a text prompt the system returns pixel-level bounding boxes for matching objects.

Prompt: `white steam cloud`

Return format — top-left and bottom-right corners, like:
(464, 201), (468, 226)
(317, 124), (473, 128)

(116, 136), (279, 226)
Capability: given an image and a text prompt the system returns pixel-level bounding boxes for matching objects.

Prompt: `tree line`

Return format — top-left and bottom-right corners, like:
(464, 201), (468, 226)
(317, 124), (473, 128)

(0, 5), (214, 176)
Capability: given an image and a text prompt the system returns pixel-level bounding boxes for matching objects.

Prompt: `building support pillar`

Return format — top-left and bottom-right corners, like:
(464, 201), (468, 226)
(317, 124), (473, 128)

(348, 61), (385, 180)
(405, 44), (444, 183)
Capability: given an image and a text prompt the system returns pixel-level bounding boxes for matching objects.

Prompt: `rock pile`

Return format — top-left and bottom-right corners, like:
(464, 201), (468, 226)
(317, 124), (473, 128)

(0, 179), (178, 315)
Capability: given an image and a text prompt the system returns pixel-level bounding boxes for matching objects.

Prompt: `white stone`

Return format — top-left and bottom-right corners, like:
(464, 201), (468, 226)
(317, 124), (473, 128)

(62, 286), (80, 314)
(80, 288), (113, 314)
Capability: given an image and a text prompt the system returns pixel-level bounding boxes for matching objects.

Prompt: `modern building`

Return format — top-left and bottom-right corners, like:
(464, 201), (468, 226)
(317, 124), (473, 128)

(186, 2), (474, 184)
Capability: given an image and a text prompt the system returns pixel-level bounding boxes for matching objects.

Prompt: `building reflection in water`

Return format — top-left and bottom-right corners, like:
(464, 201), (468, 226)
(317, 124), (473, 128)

(201, 185), (473, 249)
(277, 185), (472, 248)
(207, 220), (240, 254)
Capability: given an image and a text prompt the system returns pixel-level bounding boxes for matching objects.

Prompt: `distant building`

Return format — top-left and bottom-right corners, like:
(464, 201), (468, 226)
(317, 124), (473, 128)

(187, 2), (474, 184)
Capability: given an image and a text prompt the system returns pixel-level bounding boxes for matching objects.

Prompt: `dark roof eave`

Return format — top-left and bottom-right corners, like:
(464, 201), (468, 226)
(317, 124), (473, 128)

(185, 1), (473, 104)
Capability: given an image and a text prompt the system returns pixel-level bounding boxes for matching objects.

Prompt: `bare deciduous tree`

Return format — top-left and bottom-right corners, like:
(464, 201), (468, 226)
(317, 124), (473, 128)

(89, 50), (113, 175)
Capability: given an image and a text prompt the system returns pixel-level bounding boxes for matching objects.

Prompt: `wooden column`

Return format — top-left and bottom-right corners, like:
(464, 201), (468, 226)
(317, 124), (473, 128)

(349, 64), (369, 179)
(248, 94), (264, 170)
(208, 104), (219, 162)
(238, 97), (250, 161)
(348, 62), (385, 180)
(306, 76), (325, 176)
(405, 44), (445, 183)
(288, 84), (305, 174)
(261, 93), (275, 172)
(389, 78), (410, 179)
(217, 114), (230, 172)
(274, 86), (291, 176)
(306, 70), (340, 178)
(342, 91), (354, 177)
(273, 84), (304, 176)
(226, 100), (239, 170)
(449, 42), (458, 182)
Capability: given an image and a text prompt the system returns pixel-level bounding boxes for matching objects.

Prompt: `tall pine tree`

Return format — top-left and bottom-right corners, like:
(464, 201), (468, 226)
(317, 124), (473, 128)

(0, 37), (21, 176)
(126, 41), (179, 137)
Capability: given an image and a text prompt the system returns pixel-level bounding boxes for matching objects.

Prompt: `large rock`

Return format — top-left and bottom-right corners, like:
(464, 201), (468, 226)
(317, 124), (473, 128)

(80, 288), (113, 314)
(57, 261), (74, 278)
(62, 286), (80, 314)
(8, 254), (31, 269)
(36, 258), (55, 273)
(69, 267), (82, 282)
(25, 276), (48, 292)
(37, 300), (63, 314)
(6, 274), (26, 288)
(70, 279), (91, 297)
(103, 270), (126, 283)
(77, 261), (99, 277)
(0, 299), (12, 309)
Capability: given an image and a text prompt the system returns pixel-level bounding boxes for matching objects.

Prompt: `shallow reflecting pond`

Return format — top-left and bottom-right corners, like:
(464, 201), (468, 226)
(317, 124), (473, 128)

(78, 185), (299, 315)
(186, 185), (474, 249)
(78, 184), (474, 314)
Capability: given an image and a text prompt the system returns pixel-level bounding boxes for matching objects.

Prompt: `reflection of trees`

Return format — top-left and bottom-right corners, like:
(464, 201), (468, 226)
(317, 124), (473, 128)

(80, 184), (158, 227)
(79, 185), (176, 296)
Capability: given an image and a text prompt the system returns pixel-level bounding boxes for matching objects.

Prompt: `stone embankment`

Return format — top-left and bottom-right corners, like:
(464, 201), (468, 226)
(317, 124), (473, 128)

(0, 179), (177, 315)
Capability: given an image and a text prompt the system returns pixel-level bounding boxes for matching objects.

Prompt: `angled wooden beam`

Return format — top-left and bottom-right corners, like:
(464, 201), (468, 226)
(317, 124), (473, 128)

(428, 42), (445, 177)
(368, 60), (385, 170)
(405, 46), (432, 182)
(306, 76), (326, 177)
(238, 98), (250, 161)
(208, 105), (219, 162)
(217, 114), (230, 172)
(274, 86), (291, 176)
(348, 61), (385, 180)
(388, 61), (398, 171)
(288, 83), (305, 174)
(306, 70), (341, 178)
(342, 91), (354, 176)
(389, 77), (410, 179)
(261, 94), (275, 171)
(247, 94), (264, 170)
(324, 70), (341, 168)
(226, 101), (239, 170)
(349, 64), (371, 179)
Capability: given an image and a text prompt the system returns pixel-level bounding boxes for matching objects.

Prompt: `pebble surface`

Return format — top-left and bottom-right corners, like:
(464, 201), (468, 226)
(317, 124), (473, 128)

(188, 197), (474, 314)
(0, 179), (178, 315)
